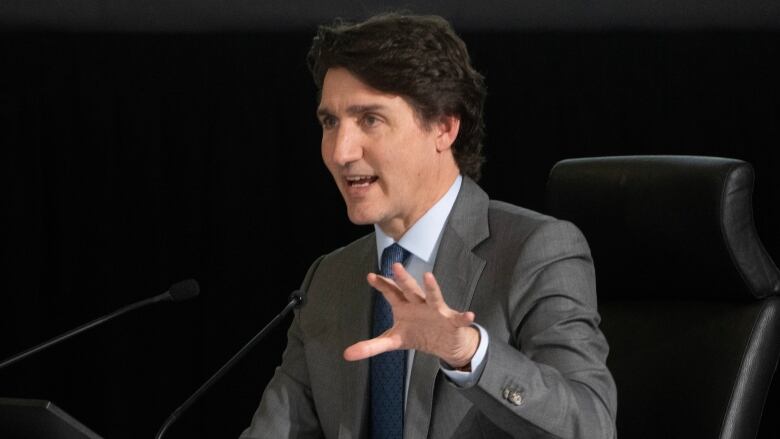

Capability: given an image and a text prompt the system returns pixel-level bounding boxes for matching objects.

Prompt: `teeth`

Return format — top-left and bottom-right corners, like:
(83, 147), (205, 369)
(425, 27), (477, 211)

(345, 175), (377, 187)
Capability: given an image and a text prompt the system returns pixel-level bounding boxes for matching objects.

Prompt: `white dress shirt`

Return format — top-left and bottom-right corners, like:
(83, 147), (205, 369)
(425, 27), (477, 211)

(373, 174), (489, 408)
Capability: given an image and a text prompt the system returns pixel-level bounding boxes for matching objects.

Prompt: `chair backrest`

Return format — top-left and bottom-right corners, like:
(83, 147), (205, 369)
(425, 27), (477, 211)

(545, 156), (780, 439)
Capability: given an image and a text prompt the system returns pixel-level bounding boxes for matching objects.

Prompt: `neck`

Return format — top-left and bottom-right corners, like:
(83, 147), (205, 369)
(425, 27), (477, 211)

(379, 169), (460, 241)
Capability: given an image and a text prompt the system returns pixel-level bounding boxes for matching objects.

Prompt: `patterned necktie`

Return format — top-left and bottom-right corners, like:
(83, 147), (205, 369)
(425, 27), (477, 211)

(370, 243), (411, 439)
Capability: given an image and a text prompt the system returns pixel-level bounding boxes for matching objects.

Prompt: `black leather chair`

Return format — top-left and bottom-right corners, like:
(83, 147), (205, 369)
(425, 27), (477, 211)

(544, 156), (780, 438)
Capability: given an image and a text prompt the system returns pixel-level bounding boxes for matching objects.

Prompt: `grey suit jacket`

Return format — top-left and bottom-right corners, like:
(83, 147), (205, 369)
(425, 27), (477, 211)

(241, 178), (617, 438)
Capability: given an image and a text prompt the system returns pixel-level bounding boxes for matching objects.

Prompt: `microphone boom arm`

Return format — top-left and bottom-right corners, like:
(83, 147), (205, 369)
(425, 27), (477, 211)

(0, 291), (172, 371)
(155, 291), (304, 439)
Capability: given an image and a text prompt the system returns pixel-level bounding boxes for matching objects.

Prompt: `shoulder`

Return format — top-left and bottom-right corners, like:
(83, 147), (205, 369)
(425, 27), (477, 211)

(297, 232), (376, 323)
(487, 199), (554, 229)
(487, 199), (585, 244)
(478, 198), (591, 267)
(318, 232), (375, 266)
(301, 232), (376, 288)
(451, 177), (589, 259)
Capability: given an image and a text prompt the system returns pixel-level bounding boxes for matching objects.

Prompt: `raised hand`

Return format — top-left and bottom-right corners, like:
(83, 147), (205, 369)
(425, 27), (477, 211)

(343, 262), (480, 369)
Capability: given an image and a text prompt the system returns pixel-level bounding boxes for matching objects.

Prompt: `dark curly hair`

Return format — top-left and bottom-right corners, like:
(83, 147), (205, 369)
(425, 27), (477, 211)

(307, 13), (487, 181)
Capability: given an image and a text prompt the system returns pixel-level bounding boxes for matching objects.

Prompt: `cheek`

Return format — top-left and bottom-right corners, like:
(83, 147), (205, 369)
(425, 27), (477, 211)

(321, 138), (334, 168)
(397, 143), (432, 177)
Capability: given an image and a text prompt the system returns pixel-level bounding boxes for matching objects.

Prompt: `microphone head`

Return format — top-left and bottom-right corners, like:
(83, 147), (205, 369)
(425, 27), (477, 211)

(288, 289), (307, 308)
(168, 279), (200, 302)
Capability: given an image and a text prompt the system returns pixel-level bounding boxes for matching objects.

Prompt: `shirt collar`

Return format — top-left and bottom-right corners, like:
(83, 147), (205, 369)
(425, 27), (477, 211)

(375, 175), (463, 265)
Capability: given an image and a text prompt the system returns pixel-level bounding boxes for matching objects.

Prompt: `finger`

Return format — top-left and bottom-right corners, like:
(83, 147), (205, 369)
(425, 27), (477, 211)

(422, 272), (447, 307)
(367, 273), (406, 305)
(422, 273), (475, 327)
(343, 335), (403, 361)
(391, 263), (426, 302)
(456, 311), (476, 326)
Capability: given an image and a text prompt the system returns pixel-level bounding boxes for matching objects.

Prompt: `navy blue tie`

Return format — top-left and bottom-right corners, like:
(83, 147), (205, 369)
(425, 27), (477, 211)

(370, 243), (411, 439)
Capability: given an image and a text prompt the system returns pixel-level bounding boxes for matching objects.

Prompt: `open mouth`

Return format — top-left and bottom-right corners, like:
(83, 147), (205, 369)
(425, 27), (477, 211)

(345, 175), (379, 188)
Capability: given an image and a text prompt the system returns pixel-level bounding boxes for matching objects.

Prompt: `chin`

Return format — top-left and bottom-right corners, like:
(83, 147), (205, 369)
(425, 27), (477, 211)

(346, 212), (376, 226)
(346, 205), (380, 226)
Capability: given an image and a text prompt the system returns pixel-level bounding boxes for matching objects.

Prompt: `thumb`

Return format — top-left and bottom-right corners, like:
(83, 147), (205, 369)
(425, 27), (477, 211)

(343, 335), (402, 361)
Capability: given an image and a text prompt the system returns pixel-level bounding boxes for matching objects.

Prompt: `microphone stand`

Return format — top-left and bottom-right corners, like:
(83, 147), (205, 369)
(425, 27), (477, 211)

(155, 291), (304, 439)
(0, 292), (172, 371)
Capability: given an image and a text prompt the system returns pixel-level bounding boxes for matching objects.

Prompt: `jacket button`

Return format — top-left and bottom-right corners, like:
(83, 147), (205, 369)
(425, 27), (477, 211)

(502, 387), (523, 406)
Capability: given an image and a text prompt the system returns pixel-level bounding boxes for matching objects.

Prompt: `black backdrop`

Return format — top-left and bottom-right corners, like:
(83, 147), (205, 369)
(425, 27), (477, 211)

(1, 28), (779, 438)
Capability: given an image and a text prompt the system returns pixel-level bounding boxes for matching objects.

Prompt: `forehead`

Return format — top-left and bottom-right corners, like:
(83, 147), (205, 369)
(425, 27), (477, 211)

(318, 68), (405, 111)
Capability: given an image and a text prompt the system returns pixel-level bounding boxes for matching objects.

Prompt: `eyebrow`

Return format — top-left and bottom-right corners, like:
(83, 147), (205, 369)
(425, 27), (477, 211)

(316, 104), (388, 118)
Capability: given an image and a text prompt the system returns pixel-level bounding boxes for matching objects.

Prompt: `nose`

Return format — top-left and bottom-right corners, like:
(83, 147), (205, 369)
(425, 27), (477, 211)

(330, 124), (363, 167)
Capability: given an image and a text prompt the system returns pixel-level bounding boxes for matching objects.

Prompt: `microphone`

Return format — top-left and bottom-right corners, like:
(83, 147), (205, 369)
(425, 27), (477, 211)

(0, 279), (200, 371)
(155, 289), (306, 439)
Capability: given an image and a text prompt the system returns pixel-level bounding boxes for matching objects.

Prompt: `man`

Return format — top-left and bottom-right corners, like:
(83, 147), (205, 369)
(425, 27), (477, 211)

(242, 13), (616, 439)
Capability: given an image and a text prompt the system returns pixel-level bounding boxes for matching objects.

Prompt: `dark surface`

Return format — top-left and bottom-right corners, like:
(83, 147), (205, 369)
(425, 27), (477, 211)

(0, 398), (103, 439)
(545, 156), (780, 438)
(546, 156), (779, 300)
(598, 299), (780, 439)
(2, 0), (780, 31)
(0, 31), (778, 438)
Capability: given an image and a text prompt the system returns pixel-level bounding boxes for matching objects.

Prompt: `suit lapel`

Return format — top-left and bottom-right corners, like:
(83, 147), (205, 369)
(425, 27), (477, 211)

(338, 236), (378, 439)
(403, 177), (490, 439)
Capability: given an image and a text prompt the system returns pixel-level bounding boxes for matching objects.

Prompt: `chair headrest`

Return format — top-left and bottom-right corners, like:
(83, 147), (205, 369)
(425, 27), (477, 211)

(545, 156), (779, 300)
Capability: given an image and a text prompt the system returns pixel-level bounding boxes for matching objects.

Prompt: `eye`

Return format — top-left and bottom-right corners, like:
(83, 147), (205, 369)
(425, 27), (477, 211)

(320, 115), (338, 130)
(360, 114), (381, 128)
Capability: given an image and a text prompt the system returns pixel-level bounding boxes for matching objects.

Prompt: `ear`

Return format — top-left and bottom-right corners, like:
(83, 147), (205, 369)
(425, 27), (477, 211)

(434, 115), (461, 153)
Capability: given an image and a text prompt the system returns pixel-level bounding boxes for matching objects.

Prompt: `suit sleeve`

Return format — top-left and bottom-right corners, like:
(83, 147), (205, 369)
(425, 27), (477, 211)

(458, 220), (617, 439)
(239, 256), (326, 439)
